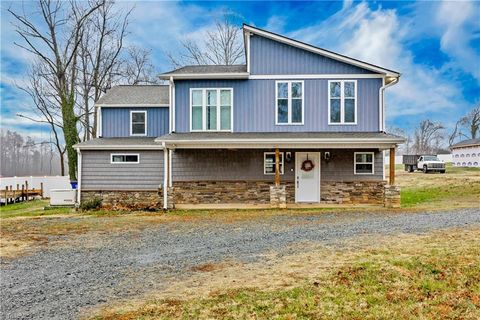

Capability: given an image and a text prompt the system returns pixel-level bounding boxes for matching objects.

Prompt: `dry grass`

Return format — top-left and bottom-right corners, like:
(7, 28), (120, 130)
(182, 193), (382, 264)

(393, 165), (480, 209)
(91, 227), (480, 320)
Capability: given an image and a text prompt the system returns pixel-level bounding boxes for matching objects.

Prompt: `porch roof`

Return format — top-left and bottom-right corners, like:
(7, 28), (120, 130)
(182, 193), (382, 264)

(156, 132), (405, 149)
(74, 137), (161, 150)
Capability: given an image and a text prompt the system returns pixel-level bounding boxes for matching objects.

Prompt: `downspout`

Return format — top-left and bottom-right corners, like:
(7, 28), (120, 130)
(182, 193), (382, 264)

(76, 148), (82, 205)
(378, 77), (399, 132)
(169, 76), (176, 133)
(162, 142), (168, 209)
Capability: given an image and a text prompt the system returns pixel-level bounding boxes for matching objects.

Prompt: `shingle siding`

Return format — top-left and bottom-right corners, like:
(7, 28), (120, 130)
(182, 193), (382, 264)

(101, 107), (169, 138)
(172, 149), (383, 182)
(174, 78), (381, 133)
(81, 150), (164, 190)
(249, 35), (376, 75)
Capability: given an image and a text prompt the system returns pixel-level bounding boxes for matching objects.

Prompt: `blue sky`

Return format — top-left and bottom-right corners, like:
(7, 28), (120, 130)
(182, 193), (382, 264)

(1, 0), (479, 141)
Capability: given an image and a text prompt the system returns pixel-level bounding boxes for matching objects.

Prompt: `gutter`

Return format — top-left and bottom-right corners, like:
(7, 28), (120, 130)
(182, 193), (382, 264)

(378, 77), (399, 132)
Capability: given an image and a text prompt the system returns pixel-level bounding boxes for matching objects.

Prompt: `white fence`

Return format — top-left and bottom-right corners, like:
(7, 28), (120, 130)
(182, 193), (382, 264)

(0, 176), (70, 197)
(385, 154), (453, 165)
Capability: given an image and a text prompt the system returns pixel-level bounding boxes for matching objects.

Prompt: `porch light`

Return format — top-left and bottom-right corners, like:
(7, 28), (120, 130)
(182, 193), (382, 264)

(324, 152), (331, 162)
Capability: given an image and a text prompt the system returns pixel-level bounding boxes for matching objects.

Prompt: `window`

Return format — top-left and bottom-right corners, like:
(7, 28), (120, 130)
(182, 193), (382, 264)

(461, 154), (464, 157)
(456, 162), (461, 166)
(276, 81), (304, 125)
(264, 152), (284, 175)
(130, 111), (147, 136)
(455, 154), (459, 158)
(354, 152), (374, 174)
(466, 154), (470, 157)
(190, 88), (232, 131)
(328, 80), (357, 124)
(111, 154), (139, 164)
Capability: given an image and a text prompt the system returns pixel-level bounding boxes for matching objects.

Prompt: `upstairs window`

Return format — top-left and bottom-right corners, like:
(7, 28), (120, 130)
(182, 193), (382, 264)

(276, 81), (303, 125)
(111, 154), (139, 164)
(328, 80), (357, 125)
(354, 152), (374, 174)
(130, 111), (147, 136)
(191, 88), (232, 131)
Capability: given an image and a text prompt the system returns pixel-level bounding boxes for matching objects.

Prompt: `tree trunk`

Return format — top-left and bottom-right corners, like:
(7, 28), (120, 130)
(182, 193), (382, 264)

(92, 106), (97, 138)
(61, 95), (79, 181)
(83, 92), (90, 140)
(59, 152), (65, 176)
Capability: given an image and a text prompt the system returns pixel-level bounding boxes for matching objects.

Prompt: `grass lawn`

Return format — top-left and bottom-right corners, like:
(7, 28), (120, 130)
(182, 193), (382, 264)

(393, 164), (480, 208)
(0, 199), (73, 219)
(94, 228), (480, 320)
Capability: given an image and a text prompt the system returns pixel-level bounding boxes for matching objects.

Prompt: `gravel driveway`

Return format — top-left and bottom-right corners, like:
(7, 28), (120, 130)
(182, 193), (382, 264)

(1, 208), (479, 320)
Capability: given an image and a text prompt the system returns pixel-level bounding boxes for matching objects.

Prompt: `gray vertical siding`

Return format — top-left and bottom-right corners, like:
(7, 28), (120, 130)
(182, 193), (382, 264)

(81, 150), (164, 190)
(250, 35), (375, 75)
(102, 107), (169, 138)
(172, 149), (383, 182)
(174, 79), (381, 133)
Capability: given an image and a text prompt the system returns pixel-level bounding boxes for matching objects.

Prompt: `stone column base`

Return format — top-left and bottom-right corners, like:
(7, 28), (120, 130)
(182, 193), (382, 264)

(270, 185), (287, 208)
(166, 187), (175, 209)
(384, 185), (401, 208)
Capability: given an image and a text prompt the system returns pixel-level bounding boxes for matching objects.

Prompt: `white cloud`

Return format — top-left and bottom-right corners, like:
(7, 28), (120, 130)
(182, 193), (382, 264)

(435, 1), (480, 81)
(285, 2), (468, 125)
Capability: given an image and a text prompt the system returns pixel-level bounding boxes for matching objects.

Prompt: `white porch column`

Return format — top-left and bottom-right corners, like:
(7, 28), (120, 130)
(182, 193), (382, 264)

(76, 149), (82, 204)
(163, 143), (168, 209)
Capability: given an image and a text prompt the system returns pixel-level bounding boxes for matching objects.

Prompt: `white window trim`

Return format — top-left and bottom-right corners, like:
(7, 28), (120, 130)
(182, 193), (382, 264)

(189, 88), (233, 132)
(264, 152), (285, 175)
(354, 152), (374, 175)
(130, 110), (147, 136)
(110, 153), (140, 164)
(275, 80), (305, 125)
(328, 80), (357, 125)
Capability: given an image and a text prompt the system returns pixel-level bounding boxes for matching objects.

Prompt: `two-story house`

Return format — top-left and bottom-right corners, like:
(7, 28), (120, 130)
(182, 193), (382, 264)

(74, 24), (404, 210)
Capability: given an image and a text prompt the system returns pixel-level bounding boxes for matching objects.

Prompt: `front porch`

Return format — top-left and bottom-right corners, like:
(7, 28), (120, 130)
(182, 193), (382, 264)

(158, 131), (404, 209)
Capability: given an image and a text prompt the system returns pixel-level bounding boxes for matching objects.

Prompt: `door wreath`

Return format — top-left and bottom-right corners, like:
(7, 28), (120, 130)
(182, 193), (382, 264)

(301, 155), (315, 172)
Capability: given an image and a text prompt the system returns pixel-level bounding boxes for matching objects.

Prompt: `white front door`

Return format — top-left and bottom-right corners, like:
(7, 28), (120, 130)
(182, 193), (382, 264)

(295, 152), (320, 203)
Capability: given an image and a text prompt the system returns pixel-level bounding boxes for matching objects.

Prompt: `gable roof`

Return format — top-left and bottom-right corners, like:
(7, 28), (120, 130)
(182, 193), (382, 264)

(451, 138), (480, 149)
(95, 85), (169, 107)
(243, 24), (400, 77)
(159, 65), (248, 79)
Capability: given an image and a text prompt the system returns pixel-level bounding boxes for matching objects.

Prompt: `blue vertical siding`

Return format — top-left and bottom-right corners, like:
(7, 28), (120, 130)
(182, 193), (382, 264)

(174, 78), (381, 133)
(102, 107), (169, 137)
(250, 35), (376, 75)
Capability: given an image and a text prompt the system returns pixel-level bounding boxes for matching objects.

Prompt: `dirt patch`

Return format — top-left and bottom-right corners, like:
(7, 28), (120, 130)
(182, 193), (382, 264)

(190, 261), (238, 273)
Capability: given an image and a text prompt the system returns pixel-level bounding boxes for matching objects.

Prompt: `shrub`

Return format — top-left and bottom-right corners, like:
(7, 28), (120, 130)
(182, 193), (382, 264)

(80, 197), (102, 211)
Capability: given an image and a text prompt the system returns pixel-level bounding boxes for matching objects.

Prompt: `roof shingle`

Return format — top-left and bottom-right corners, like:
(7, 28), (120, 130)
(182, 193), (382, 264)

(451, 138), (480, 149)
(161, 65), (247, 76)
(95, 85), (169, 106)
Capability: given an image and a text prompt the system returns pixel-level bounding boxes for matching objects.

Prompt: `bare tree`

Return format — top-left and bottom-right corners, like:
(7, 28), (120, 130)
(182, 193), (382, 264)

(122, 47), (158, 85)
(76, 1), (132, 140)
(0, 129), (64, 176)
(412, 120), (445, 154)
(9, 0), (104, 181)
(387, 126), (411, 155)
(460, 105), (480, 140)
(448, 120), (461, 147)
(167, 14), (244, 67)
(17, 64), (67, 175)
